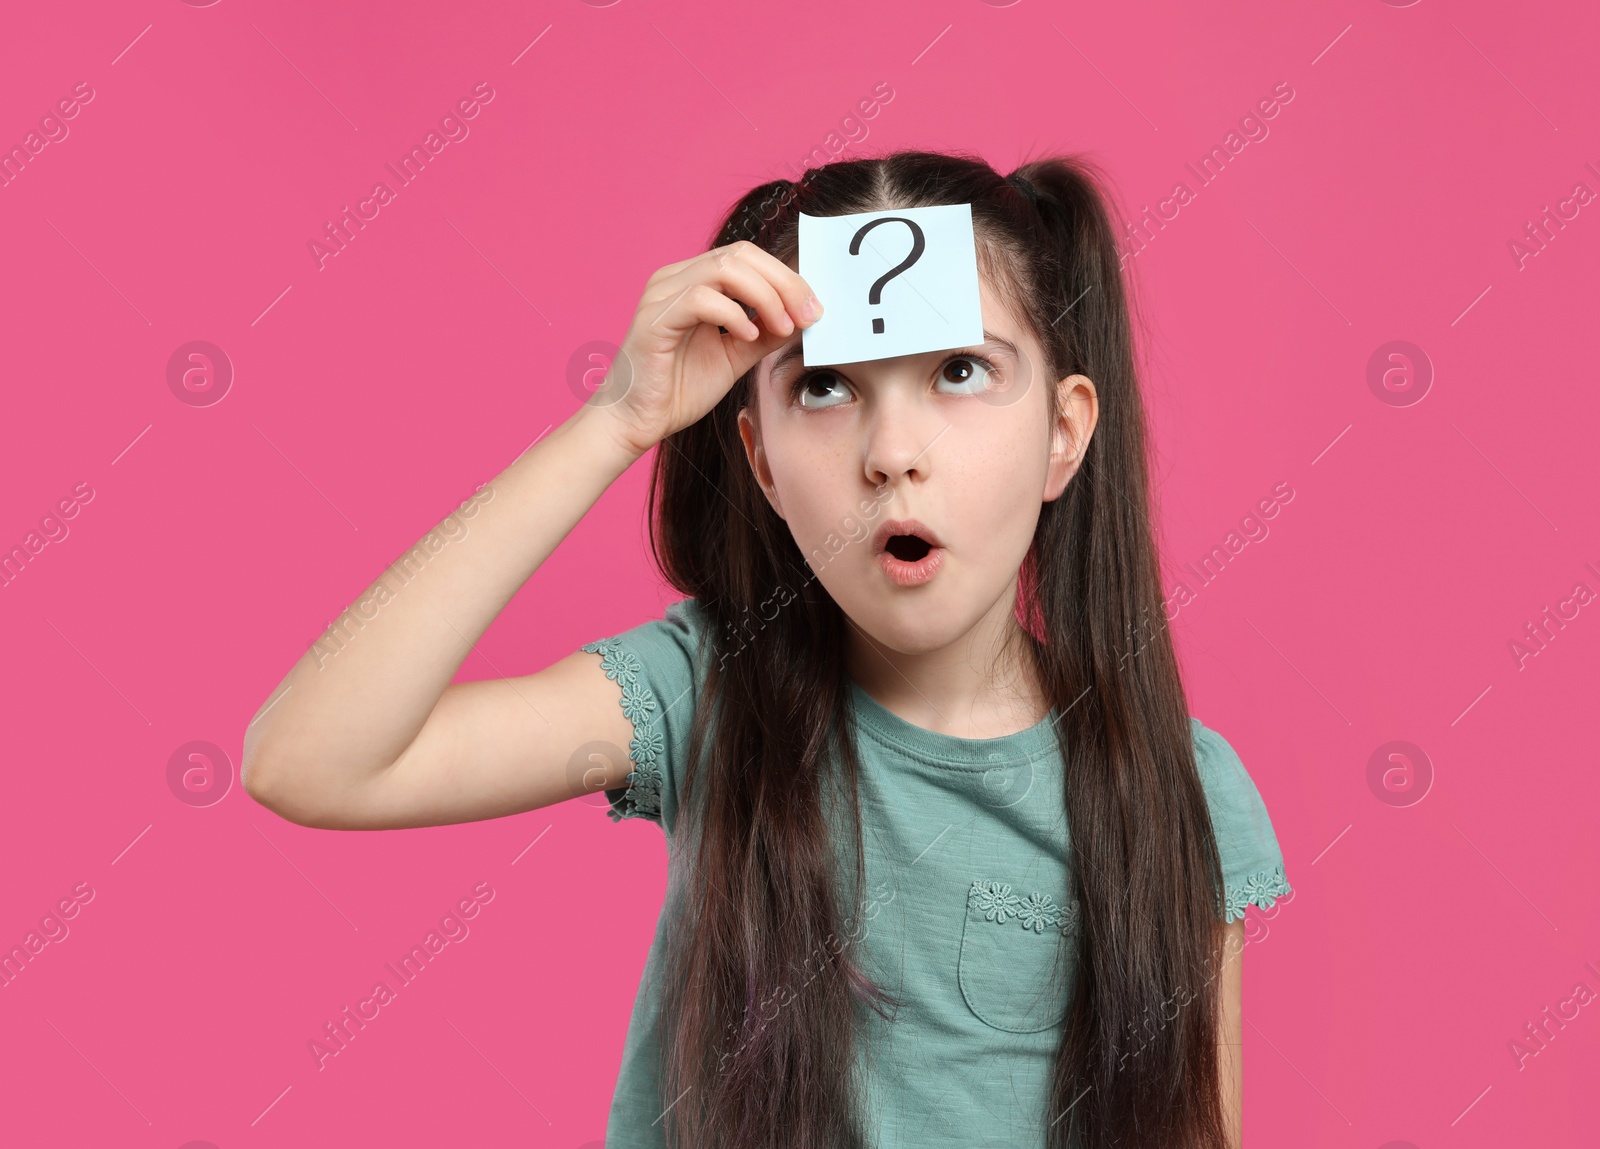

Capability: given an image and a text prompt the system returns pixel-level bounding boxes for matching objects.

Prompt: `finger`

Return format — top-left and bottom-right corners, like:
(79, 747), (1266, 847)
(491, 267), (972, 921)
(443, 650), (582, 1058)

(682, 240), (818, 333)
(712, 241), (818, 330)
(645, 253), (701, 285)
(714, 299), (757, 336)
(646, 283), (760, 341)
(720, 322), (799, 385)
(643, 247), (746, 299)
(654, 249), (795, 340)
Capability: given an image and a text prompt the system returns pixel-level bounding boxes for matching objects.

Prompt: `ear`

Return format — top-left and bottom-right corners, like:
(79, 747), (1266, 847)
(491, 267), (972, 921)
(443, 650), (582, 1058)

(1043, 373), (1098, 502)
(737, 405), (785, 519)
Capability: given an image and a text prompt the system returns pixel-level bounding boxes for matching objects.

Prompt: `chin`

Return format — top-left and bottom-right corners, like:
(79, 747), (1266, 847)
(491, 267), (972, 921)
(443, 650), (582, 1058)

(840, 587), (972, 656)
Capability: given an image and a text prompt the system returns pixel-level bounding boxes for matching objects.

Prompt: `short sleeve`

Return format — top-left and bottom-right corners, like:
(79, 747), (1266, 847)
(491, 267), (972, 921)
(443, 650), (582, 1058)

(579, 598), (707, 836)
(1189, 717), (1292, 922)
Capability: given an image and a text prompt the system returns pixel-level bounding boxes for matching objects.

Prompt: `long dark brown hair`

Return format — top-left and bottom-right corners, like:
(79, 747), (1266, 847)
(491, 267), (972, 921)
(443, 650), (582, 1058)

(644, 150), (1231, 1149)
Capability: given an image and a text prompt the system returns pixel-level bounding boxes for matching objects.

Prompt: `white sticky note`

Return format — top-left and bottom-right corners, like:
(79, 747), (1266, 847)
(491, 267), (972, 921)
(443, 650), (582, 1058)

(799, 203), (983, 367)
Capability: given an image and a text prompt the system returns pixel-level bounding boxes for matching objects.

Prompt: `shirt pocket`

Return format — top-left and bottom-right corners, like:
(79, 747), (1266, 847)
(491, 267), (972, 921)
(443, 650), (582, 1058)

(957, 879), (1079, 1033)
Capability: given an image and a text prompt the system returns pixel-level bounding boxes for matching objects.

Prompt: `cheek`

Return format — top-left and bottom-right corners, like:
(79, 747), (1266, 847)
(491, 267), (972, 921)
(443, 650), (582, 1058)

(762, 424), (857, 544)
(942, 414), (1051, 566)
(952, 412), (1049, 510)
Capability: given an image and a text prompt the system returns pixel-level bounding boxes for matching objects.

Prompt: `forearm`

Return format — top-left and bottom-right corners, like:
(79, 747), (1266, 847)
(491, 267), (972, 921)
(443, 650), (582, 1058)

(242, 405), (641, 802)
(1217, 919), (1244, 1146)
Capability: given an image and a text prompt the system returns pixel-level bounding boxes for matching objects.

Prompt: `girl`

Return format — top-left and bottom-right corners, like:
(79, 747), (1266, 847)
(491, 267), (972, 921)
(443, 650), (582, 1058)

(243, 150), (1291, 1149)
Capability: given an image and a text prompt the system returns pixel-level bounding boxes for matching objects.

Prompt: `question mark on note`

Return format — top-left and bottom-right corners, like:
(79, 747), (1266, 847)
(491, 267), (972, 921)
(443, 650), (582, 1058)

(849, 217), (926, 334)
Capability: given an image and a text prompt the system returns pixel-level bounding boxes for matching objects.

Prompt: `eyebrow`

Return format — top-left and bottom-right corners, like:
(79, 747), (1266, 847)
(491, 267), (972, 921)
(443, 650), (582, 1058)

(769, 330), (1020, 380)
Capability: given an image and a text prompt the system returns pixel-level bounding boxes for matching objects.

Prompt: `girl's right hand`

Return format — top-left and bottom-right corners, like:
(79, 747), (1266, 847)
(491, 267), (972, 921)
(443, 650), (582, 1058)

(593, 241), (823, 457)
(245, 244), (817, 833)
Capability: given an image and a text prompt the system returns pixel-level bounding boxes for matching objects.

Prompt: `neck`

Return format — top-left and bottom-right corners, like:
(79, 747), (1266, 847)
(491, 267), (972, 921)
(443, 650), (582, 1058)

(844, 580), (1050, 739)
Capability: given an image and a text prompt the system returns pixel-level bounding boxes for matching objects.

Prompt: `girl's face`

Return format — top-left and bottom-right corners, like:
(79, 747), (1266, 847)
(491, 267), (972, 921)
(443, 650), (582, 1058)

(738, 268), (1098, 661)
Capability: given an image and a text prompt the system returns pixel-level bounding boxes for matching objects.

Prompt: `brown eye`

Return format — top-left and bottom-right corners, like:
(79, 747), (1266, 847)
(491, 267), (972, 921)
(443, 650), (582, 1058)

(937, 355), (996, 395)
(793, 370), (851, 408)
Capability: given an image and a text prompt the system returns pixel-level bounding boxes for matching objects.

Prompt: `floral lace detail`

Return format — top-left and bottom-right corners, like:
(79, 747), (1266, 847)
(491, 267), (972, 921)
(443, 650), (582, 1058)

(580, 638), (664, 823)
(970, 867), (1292, 931)
(1223, 862), (1292, 923)
(969, 880), (1080, 937)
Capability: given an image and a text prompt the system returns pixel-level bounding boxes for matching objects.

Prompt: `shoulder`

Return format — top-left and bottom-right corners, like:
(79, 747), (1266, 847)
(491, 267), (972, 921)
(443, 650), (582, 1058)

(582, 595), (710, 649)
(579, 598), (711, 685)
(1188, 717), (1293, 922)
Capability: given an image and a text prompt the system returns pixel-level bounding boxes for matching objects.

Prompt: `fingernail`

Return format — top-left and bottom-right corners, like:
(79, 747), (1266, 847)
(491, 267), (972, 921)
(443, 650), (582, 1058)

(805, 294), (822, 320)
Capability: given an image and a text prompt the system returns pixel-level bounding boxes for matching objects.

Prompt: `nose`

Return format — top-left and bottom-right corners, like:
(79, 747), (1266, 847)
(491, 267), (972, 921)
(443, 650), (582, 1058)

(862, 390), (945, 488)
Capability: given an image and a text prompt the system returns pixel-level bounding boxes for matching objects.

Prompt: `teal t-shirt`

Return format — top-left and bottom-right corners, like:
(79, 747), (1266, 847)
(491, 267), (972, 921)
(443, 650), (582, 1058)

(581, 598), (1291, 1149)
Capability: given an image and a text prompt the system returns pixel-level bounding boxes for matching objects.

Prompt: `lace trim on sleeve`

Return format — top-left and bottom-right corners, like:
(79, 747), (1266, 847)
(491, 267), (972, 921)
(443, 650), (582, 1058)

(1222, 862), (1292, 923)
(580, 638), (665, 823)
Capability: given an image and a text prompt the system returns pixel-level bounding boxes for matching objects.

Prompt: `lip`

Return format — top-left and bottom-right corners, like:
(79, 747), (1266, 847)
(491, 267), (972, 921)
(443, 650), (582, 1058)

(871, 518), (944, 554)
(873, 518), (946, 588)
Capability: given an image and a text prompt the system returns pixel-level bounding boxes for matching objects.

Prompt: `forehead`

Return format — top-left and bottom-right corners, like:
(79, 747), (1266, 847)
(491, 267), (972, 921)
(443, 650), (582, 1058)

(760, 268), (1042, 385)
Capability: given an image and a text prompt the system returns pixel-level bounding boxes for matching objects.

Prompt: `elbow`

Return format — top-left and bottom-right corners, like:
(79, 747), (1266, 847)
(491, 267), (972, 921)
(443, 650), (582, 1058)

(240, 752), (327, 828)
(240, 748), (275, 807)
(240, 749), (384, 831)
(240, 719), (288, 811)
(241, 753), (299, 820)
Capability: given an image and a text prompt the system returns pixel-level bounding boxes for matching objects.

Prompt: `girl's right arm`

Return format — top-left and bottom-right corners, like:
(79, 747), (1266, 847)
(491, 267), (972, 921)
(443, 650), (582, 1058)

(241, 241), (820, 830)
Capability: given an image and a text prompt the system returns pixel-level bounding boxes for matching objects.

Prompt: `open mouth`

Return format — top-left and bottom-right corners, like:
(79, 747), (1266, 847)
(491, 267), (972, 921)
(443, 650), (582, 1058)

(884, 534), (933, 563)
(872, 518), (945, 587)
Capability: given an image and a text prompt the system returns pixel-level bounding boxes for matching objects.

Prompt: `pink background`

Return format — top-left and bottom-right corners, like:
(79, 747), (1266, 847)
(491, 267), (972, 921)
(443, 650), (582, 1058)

(2, 0), (1596, 1145)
